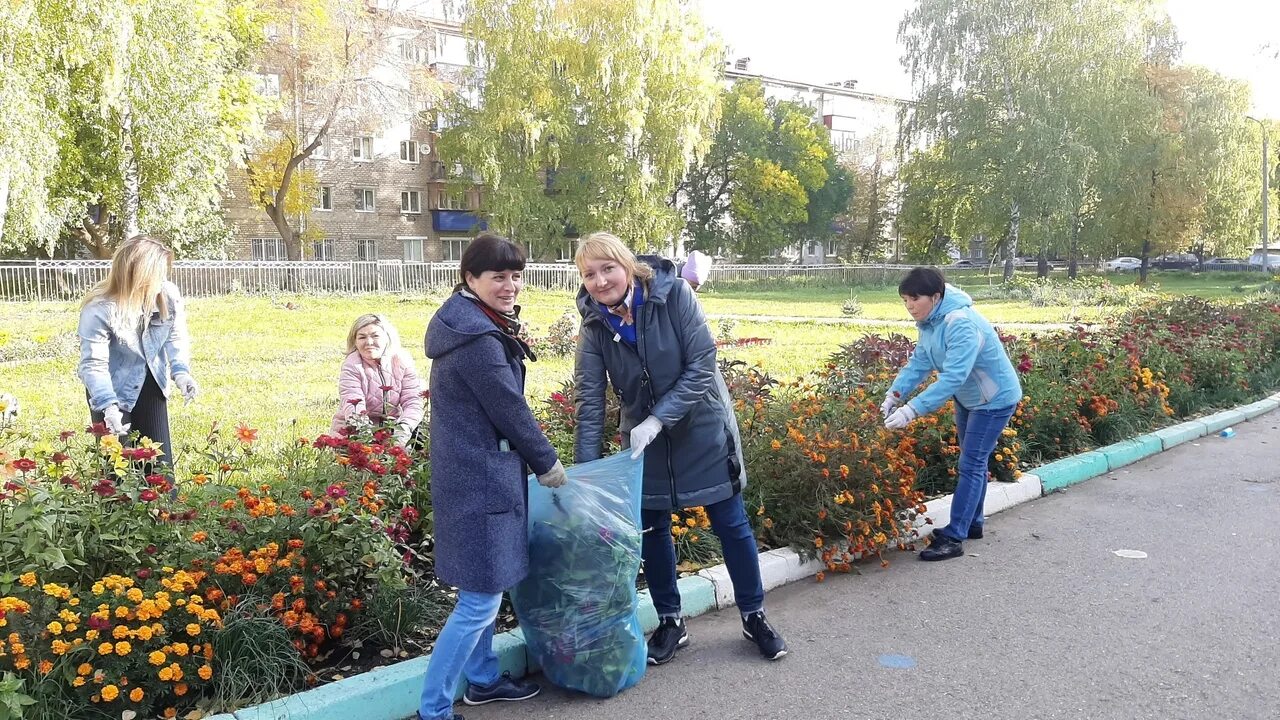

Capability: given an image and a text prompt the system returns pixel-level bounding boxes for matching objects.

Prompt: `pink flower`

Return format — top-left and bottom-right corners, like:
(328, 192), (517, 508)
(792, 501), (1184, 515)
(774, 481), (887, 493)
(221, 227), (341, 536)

(325, 484), (348, 499)
(58, 430), (75, 442)
(12, 458), (36, 473)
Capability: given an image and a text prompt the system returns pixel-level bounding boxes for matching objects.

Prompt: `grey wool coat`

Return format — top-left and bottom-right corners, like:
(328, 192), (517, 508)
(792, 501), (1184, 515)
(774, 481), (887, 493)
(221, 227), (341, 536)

(425, 293), (559, 594)
(573, 257), (747, 511)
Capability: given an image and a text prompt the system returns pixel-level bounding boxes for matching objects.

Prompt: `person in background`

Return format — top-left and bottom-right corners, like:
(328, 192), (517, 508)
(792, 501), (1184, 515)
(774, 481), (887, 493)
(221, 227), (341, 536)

(331, 313), (424, 448)
(77, 234), (197, 468)
(418, 233), (568, 720)
(679, 250), (712, 291)
(572, 231), (787, 665)
(882, 267), (1022, 561)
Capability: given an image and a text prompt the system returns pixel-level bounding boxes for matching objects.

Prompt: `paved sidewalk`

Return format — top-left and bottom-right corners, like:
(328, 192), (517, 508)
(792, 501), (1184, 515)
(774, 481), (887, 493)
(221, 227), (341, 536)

(459, 413), (1280, 720)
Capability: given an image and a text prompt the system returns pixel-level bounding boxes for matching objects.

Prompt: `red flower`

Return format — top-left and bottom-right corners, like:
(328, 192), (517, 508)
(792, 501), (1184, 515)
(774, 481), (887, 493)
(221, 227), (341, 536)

(347, 399), (363, 406)
(400, 506), (420, 524)
(136, 568), (153, 580)
(58, 430), (75, 442)
(50, 452), (69, 465)
(87, 422), (110, 437)
(91, 479), (116, 497)
(11, 458), (36, 473)
(325, 484), (348, 499)
(419, 389), (431, 399)
(139, 489), (159, 502)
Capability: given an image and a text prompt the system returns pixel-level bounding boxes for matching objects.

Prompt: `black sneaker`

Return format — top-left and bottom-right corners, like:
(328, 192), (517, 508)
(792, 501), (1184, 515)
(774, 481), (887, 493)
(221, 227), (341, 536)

(462, 672), (539, 706)
(741, 610), (787, 660)
(647, 616), (689, 665)
(919, 535), (964, 561)
(932, 524), (983, 540)
(419, 714), (463, 720)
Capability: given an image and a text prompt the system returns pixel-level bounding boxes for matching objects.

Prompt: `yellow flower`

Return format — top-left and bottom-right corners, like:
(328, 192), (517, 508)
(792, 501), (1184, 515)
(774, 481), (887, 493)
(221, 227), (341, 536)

(72, 677), (86, 687)
(126, 588), (144, 604)
(112, 625), (129, 640)
(101, 684), (120, 702)
(129, 687), (144, 703)
(770, 439), (781, 450)
(46, 621), (63, 635)
(41, 583), (71, 600)
(51, 639), (72, 655)
(149, 650), (167, 666)
(158, 666), (174, 682)
(98, 642), (114, 656)
(77, 663), (93, 676)
(18, 573), (36, 588)
(198, 664), (213, 681)
(171, 642), (189, 657)
(185, 623), (201, 637)
(37, 659), (52, 674)
(114, 641), (132, 656)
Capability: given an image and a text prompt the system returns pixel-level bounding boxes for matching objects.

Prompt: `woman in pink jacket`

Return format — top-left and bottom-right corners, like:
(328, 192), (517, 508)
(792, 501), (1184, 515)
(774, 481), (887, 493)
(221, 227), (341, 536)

(331, 314), (425, 447)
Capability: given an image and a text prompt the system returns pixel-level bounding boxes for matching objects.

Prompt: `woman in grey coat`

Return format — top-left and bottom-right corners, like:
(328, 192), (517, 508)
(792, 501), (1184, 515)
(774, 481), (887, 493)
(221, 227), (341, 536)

(572, 232), (787, 665)
(418, 234), (567, 720)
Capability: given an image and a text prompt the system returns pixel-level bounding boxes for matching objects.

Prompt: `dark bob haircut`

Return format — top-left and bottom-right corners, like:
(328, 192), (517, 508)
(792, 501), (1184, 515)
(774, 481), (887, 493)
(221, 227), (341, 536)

(897, 266), (947, 298)
(459, 233), (526, 286)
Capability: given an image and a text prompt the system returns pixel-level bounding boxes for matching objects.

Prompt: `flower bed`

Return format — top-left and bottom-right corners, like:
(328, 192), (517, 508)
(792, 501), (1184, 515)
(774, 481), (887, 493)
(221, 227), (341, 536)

(2, 295), (1279, 717)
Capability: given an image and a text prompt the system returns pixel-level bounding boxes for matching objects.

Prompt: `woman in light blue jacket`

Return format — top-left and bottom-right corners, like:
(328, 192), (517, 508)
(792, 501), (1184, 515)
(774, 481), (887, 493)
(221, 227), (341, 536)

(77, 235), (197, 468)
(883, 267), (1022, 561)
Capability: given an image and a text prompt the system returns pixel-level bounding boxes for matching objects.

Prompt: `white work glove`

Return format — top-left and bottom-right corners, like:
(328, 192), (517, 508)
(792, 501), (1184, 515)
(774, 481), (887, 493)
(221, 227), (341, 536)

(102, 405), (130, 435)
(884, 405), (918, 431)
(173, 372), (199, 404)
(537, 459), (567, 488)
(880, 392), (899, 418)
(392, 423), (412, 448)
(629, 415), (664, 460)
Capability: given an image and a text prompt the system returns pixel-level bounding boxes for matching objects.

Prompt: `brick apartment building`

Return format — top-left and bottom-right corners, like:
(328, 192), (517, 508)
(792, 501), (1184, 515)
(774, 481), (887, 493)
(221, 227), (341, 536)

(222, 0), (527, 263)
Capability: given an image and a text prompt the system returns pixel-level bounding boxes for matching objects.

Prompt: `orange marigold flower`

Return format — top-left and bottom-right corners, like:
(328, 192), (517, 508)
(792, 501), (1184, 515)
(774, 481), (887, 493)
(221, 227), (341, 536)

(101, 684), (120, 702)
(129, 687), (144, 702)
(198, 664), (213, 680)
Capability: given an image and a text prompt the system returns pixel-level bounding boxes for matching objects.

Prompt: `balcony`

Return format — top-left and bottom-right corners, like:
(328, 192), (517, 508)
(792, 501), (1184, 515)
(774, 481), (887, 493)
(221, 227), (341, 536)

(431, 210), (487, 233)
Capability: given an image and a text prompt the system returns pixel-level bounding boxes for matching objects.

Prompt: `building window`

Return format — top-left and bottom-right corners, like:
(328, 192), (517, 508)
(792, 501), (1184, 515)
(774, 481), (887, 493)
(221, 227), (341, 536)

(352, 136), (373, 161)
(356, 238), (378, 261)
(401, 190), (422, 214)
(316, 185), (333, 211)
(556, 241), (575, 262)
(250, 238), (287, 261)
(354, 188), (375, 212)
(402, 237), (425, 262)
(437, 190), (469, 210)
(399, 140), (419, 164)
(442, 237), (469, 261)
(397, 38), (428, 64)
(257, 73), (281, 98)
(312, 239), (335, 260)
(311, 135), (329, 160)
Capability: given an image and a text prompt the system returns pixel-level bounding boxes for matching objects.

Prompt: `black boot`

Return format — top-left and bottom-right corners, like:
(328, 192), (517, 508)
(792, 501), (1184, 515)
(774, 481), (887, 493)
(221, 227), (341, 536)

(647, 616), (689, 665)
(919, 535), (964, 561)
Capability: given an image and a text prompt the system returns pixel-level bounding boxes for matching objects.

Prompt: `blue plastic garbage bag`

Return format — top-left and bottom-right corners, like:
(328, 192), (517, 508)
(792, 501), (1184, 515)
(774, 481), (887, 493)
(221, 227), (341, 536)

(512, 451), (646, 698)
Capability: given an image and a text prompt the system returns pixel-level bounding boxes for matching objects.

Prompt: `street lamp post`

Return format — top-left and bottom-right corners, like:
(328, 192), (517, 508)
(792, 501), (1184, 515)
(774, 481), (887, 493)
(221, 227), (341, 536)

(1246, 116), (1270, 272)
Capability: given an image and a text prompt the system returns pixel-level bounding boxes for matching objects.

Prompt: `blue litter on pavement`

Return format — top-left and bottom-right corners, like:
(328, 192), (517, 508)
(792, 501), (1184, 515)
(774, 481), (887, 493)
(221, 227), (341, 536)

(878, 654), (917, 669)
(1220, 427), (1236, 438)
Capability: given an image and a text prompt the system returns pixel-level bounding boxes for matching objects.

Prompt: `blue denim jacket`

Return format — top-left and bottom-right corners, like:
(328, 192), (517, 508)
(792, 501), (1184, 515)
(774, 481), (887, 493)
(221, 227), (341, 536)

(77, 282), (192, 412)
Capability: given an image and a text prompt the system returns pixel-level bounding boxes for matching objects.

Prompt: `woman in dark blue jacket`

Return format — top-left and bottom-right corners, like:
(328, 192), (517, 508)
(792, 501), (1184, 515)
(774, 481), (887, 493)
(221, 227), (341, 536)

(572, 232), (787, 665)
(418, 234), (566, 720)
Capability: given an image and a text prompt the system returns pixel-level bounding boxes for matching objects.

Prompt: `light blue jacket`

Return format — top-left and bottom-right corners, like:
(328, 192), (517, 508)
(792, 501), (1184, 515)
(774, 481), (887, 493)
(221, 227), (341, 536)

(77, 281), (192, 412)
(889, 284), (1022, 416)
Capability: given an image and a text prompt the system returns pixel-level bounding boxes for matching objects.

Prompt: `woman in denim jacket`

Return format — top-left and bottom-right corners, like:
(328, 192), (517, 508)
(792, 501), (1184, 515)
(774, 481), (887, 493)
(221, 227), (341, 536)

(77, 235), (197, 467)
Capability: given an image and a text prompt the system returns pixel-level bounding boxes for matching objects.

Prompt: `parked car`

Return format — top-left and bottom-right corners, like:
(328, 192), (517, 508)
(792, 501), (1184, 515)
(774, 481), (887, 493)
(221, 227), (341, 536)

(1203, 257), (1245, 268)
(950, 259), (978, 268)
(1152, 253), (1199, 270)
(1248, 251), (1280, 271)
(1102, 256), (1142, 272)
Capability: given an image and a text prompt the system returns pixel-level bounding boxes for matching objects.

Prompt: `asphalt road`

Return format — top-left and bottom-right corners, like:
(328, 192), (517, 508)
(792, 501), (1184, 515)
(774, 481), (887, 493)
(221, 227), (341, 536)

(454, 413), (1280, 720)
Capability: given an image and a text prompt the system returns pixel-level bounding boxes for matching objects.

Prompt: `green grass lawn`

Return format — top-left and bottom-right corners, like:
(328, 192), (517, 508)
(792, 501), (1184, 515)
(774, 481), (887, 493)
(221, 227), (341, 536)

(3, 270), (1266, 470)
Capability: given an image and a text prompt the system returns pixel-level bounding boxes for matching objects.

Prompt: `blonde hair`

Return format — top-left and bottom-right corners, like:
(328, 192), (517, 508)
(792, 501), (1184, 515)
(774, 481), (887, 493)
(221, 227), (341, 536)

(81, 235), (175, 334)
(346, 314), (412, 369)
(574, 232), (654, 285)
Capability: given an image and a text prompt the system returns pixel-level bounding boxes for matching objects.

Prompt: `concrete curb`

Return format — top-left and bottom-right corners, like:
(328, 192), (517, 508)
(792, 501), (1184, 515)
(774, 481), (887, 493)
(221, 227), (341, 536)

(215, 392), (1280, 720)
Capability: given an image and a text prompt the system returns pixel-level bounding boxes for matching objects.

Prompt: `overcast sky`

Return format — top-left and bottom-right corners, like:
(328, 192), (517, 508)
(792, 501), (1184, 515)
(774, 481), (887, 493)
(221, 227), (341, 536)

(697, 0), (1280, 118)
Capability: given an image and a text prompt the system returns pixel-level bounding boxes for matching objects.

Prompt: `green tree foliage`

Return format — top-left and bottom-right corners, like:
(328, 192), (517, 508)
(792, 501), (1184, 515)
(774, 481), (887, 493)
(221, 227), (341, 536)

(677, 81), (849, 261)
(0, 0), (262, 257)
(437, 0), (722, 253)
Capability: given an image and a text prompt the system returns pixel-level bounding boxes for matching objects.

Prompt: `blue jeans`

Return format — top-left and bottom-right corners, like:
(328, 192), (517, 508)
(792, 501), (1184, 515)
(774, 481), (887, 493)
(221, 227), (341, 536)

(641, 493), (765, 616)
(418, 590), (502, 720)
(942, 402), (1017, 542)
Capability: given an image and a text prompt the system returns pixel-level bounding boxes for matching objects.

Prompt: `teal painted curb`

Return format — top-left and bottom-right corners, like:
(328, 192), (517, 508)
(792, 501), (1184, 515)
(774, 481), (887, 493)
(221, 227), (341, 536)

(1237, 397), (1280, 419)
(676, 574), (718, 616)
(230, 653), (428, 720)
(1198, 408), (1246, 434)
(1152, 420), (1208, 450)
(1036, 451), (1109, 493)
(1099, 435), (1163, 471)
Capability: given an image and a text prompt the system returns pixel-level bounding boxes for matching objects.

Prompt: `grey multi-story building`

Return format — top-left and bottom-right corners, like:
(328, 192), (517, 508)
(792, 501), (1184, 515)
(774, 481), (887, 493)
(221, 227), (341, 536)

(222, 0), (496, 262)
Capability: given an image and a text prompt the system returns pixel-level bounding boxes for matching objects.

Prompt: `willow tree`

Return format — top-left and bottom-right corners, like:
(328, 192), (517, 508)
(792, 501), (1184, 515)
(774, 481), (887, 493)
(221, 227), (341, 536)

(437, 0), (722, 252)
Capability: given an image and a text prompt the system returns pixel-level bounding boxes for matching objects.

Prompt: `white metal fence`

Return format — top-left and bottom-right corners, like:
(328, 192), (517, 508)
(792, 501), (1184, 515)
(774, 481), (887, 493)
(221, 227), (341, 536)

(0, 260), (922, 301)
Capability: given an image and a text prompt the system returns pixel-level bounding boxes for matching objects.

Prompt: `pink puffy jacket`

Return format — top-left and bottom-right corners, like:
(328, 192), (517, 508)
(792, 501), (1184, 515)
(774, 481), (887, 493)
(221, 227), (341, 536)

(330, 351), (426, 435)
